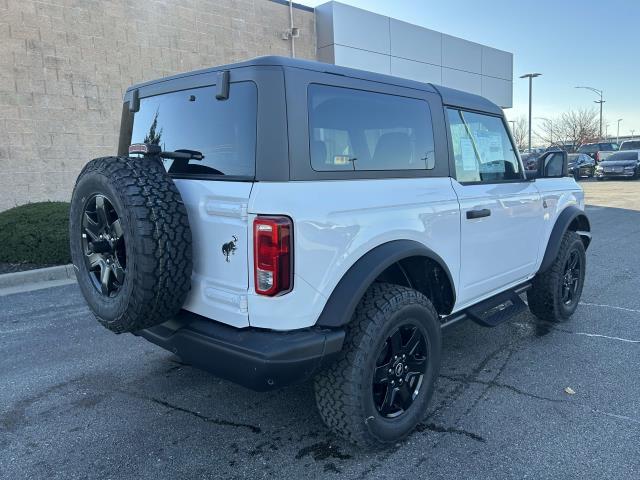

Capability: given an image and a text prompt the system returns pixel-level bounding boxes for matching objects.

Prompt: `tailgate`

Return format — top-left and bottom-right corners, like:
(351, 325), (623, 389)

(174, 179), (253, 327)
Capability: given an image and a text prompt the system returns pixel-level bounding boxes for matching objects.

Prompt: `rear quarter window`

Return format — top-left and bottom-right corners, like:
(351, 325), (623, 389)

(130, 82), (257, 178)
(308, 84), (436, 172)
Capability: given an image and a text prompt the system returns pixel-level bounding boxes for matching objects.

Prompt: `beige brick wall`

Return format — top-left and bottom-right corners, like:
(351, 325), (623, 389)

(0, 0), (316, 211)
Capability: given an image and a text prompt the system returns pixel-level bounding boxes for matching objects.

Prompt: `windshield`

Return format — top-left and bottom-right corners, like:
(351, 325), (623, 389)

(620, 141), (640, 151)
(129, 82), (257, 178)
(567, 154), (579, 163)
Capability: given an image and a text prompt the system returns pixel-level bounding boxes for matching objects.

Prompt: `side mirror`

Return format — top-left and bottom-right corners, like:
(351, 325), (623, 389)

(537, 150), (568, 178)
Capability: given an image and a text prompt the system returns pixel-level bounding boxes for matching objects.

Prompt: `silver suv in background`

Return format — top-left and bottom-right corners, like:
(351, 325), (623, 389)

(619, 140), (640, 151)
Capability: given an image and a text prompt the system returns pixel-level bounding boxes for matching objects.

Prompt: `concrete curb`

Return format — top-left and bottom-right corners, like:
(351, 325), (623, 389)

(0, 264), (76, 289)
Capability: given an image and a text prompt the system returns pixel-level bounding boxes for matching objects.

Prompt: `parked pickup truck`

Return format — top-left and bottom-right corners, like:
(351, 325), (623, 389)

(577, 142), (619, 162)
(69, 56), (591, 448)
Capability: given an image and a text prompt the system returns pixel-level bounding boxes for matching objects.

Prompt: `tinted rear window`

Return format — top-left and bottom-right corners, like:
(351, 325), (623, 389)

(599, 143), (618, 151)
(606, 152), (639, 161)
(578, 144), (598, 153)
(308, 84), (435, 172)
(620, 141), (640, 150)
(130, 82), (257, 177)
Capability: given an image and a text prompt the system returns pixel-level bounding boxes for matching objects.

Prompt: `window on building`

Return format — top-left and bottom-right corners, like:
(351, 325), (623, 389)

(131, 82), (257, 177)
(308, 84), (436, 172)
(447, 108), (522, 183)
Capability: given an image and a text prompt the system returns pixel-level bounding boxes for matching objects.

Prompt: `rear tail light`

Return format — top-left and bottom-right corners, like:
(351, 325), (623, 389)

(253, 216), (292, 296)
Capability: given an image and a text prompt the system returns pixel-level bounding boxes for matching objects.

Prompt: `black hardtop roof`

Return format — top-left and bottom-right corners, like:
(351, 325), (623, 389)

(127, 56), (502, 115)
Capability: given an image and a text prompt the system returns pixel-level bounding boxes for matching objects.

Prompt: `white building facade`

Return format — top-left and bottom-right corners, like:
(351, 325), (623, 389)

(315, 1), (513, 108)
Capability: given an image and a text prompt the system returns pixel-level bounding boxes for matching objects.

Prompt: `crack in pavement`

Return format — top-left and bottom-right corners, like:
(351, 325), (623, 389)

(439, 374), (567, 404)
(117, 390), (262, 433)
(149, 397), (262, 433)
(440, 373), (640, 428)
(415, 422), (486, 443)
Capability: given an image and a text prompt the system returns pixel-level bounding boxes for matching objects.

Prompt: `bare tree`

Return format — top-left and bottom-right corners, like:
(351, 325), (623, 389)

(534, 108), (600, 149)
(511, 117), (528, 151)
(535, 118), (558, 148)
(554, 108), (599, 147)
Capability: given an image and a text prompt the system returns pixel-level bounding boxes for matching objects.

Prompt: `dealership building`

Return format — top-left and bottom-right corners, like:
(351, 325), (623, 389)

(0, 0), (513, 210)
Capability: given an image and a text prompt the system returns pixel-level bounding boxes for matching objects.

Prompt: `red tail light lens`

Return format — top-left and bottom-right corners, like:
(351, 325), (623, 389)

(253, 216), (292, 296)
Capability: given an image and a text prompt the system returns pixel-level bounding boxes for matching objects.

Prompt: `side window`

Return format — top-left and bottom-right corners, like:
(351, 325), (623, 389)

(308, 84), (436, 171)
(447, 108), (522, 183)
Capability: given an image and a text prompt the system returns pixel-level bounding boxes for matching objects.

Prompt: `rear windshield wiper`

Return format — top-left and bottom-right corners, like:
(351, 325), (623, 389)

(161, 149), (204, 161)
(128, 143), (204, 161)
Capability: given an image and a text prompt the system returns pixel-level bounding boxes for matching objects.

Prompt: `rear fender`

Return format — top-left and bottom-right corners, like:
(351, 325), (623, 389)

(315, 240), (455, 328)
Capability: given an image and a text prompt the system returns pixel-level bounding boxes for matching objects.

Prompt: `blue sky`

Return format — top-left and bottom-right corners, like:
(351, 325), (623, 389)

(297, 0), (640, 138)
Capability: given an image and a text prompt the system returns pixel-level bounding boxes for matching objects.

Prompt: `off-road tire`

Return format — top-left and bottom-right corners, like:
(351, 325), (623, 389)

(527, 231), (585, 322)
(314, 283), (441, 448)
(69, 156), (192, 333)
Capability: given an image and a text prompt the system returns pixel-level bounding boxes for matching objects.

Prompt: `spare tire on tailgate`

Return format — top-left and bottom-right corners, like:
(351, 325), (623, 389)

(69, 156), (192, 333)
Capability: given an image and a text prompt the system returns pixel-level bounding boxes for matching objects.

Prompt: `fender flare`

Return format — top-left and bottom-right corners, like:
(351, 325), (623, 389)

(315, 240), (455, 328)
(539, 206), (591, 273)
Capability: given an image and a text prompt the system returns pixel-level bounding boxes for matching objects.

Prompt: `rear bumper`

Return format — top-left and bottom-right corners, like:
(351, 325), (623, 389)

(136, 311), (345, 391)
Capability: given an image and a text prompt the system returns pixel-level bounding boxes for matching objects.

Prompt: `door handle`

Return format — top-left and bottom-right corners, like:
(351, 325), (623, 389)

(466, 208), (491, 219)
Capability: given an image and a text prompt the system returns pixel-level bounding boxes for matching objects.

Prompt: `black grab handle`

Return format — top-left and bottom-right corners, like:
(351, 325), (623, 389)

(466, 209), (491, 219)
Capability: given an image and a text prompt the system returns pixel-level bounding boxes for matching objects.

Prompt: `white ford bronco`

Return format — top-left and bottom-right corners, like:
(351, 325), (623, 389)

(70, 56), (591, 447)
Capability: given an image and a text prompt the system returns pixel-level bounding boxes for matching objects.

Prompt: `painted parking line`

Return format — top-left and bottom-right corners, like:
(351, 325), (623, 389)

(579, 301), (640, 315)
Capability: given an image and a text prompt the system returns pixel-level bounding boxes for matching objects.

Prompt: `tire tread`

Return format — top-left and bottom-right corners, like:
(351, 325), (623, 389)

(71, 156), (192, 333)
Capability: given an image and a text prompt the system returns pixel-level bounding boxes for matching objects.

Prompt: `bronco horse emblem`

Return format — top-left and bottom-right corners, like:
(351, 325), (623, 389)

(222, 235), (238, 262)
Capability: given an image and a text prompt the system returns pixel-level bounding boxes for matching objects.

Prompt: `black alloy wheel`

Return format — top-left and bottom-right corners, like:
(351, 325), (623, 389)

(373, 323), (428, 418)
(81, 194), (126, 297)
(561, 249), (581, 306)
(314, 283), (441, 447)
(527, 230), (586, 322)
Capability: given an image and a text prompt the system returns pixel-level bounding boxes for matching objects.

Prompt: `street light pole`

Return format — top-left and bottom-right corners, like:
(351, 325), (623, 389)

(617, 118), (623, 144)
(521, 73), (542, 151)
(575, 86), (604, 140)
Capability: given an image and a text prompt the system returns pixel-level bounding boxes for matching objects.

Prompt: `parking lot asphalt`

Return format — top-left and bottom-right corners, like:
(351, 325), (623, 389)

(1, 180), (639, 480)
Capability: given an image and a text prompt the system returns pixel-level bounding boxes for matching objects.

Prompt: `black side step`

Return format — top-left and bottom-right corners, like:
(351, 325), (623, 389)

(440, 282), (531, 329)
(465, 290), (527, 327)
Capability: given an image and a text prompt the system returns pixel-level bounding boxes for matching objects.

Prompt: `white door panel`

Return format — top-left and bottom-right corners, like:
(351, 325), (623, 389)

(452, 180), (544, 306)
